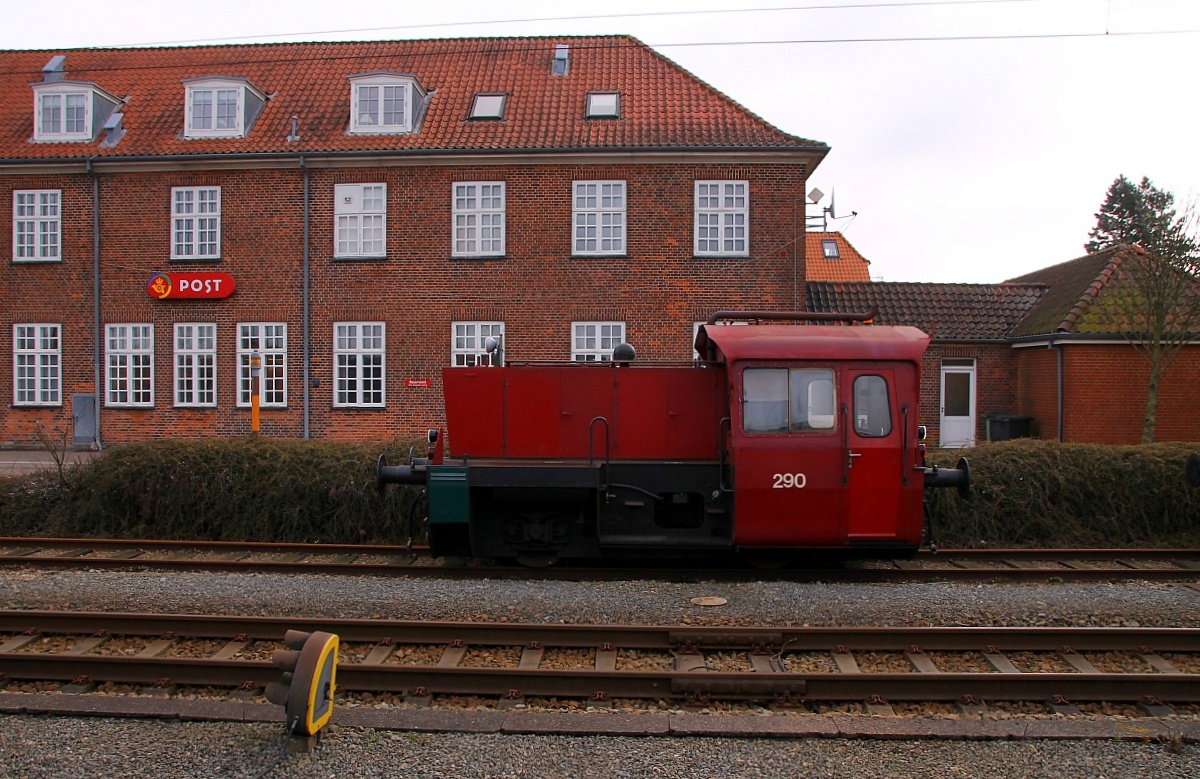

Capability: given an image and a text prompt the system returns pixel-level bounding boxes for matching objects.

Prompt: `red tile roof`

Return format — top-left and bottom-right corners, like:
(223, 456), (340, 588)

(0, 36), (827, 160)
(1004, 246), (1131, 336)
(805, 232), (871, 282)
(807, 281), (1046, 340)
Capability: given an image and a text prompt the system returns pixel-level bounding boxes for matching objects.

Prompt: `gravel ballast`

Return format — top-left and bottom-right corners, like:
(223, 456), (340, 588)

(2, 569), (1196, 627)
(2, 568), (1198, 776)
(1, 717), (1198, 779)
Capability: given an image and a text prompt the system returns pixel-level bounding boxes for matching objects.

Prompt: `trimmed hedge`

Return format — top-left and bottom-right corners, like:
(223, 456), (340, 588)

(925, 439), (1200, 548)
(1, 438), (1197, 548)
(0, 438), (422, 544)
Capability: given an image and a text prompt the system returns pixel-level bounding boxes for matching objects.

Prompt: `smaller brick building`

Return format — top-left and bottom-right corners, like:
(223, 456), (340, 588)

(809, 245), (1200, 446)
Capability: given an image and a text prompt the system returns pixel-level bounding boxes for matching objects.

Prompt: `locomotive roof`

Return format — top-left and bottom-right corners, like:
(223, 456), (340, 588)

(697, 323), (931, 363)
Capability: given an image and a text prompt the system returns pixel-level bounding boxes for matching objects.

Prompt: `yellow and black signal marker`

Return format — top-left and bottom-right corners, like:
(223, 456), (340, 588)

(266, 629), (339, 736)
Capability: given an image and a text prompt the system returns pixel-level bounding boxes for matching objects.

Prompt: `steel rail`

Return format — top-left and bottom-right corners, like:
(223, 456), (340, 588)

(2, 538), (1199, 582)
(2, 612), (1198, 705)
(3, 610), (1200, 651)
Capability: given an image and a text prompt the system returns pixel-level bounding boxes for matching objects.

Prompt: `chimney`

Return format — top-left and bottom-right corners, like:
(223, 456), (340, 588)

(552, 44), (569, 76)
(100, 112), (125, 148)
(42, 55), (66, 83)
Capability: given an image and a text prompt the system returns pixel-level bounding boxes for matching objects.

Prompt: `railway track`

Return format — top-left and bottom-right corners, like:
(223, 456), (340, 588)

(1, 610), (1198, 713)
(2, 537), (1199, 582)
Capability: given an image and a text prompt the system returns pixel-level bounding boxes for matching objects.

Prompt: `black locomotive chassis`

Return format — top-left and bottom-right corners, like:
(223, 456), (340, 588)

(463, 460), (733, 559)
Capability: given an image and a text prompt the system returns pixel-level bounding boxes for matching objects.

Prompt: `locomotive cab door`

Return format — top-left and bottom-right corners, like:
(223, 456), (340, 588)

(843, 367), (922, 545)
(730, 363), (846, 547)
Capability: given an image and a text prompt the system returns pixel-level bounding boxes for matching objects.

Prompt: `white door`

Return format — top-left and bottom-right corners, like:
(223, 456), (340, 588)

(939, 360), (976, 448)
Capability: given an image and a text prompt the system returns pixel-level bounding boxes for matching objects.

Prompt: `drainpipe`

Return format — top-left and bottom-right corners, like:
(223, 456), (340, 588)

(89, 159), (103, 450)
(301, 156), (311, 439)
(1050, 336), (1064, 442)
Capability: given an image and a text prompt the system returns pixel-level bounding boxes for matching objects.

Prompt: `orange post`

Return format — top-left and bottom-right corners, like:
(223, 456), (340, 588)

(250, 352), (261, 435)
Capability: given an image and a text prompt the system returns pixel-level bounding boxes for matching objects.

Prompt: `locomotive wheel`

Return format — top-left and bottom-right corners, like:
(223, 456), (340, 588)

(738, 551), (793, 570)
(515, 552), (560, 568)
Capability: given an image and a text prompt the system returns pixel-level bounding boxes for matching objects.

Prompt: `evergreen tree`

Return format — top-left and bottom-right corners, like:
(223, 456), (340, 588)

(1085, 175), (1200, 443)
(1085, 175), (1196, 259)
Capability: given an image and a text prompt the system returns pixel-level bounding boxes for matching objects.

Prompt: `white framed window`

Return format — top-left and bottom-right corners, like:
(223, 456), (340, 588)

(452, 321), (504, 367)
(335, 183), (387, 258)
(573, 181), (625, 255)
(572, 321), (625, 362)
(334, 322), (385, 407)
(349, 74), (420, 135)
(174, 323), (216, 407)
(695, 180), (748, 257)
(452, 182), (506, 257)
(182, 79), (263, 139)
(13, 190), (61, 261)
(238, 323), (288, 407)
(106, 324), (154, 408)
(822, 239), (840, 259)
(171, 187), (221, 260)
(33, 87), (90, 141)
(586, 91), (620, 118)
(13, 324), (61, 406)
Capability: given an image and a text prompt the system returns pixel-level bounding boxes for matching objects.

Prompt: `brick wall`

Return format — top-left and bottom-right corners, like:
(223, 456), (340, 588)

(1062, 343), (1200, 444)
(2, 161), (810, 444)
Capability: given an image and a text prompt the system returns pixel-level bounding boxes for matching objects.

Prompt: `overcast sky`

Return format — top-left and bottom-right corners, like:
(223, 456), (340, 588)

(3, 0), (1197, 283)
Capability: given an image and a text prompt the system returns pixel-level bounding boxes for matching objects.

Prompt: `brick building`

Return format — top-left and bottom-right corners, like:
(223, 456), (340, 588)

(0, 37), (828, 446)
(3, 38), (1194, 450)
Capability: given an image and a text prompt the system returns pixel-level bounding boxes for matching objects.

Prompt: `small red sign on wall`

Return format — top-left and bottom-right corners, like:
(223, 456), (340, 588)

(405, 379), (432, 388)
(147, 272), (235, 299)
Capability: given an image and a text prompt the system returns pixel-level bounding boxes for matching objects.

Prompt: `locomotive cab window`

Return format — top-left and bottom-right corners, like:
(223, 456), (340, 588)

(742, 367), (835, 434)
(853, 375), (892, 437)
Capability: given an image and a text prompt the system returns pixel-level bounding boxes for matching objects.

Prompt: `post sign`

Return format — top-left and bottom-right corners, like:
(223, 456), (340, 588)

(405, 379), (432, 388)
(147, 272), (235, 300)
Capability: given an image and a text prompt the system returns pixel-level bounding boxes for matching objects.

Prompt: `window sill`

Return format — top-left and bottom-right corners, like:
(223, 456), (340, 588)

(169, 257), (223, 263)
(12, 258), (63, 264)
(450, 255), (507, 261)
(333, 255), (389, 262)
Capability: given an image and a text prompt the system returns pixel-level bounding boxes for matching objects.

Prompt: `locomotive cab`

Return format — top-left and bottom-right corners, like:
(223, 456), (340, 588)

(697, 316), (931, 557)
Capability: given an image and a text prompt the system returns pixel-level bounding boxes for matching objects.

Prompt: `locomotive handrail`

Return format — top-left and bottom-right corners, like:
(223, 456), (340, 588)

(718, 417), (732, 493)
(588, 416), (611, 482)
(705, 308), (878, 325)
(900, 404), (910, 487)
(840, 403), (851, 486)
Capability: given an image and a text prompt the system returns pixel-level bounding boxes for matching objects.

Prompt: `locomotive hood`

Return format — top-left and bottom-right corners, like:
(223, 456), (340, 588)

(695, 323), (932, 364)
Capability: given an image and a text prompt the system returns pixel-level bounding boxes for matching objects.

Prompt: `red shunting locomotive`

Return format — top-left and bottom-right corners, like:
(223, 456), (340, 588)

(379, 310), (969, 564)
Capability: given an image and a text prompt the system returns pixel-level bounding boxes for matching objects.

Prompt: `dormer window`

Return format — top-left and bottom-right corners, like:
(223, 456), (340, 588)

(32, 81), (120, 143)
(586, 92), (620, 119)
(348, 73), (427, 135)
(183, 77), (266, 139)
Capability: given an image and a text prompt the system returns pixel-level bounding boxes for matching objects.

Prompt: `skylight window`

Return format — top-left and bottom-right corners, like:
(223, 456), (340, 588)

(822, 240), (840, 259)
(586, 92), (620, 119)
(469, 93), (507, 120)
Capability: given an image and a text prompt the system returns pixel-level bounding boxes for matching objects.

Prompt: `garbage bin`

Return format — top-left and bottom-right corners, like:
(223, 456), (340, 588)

(983, 413), (1033, 442)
